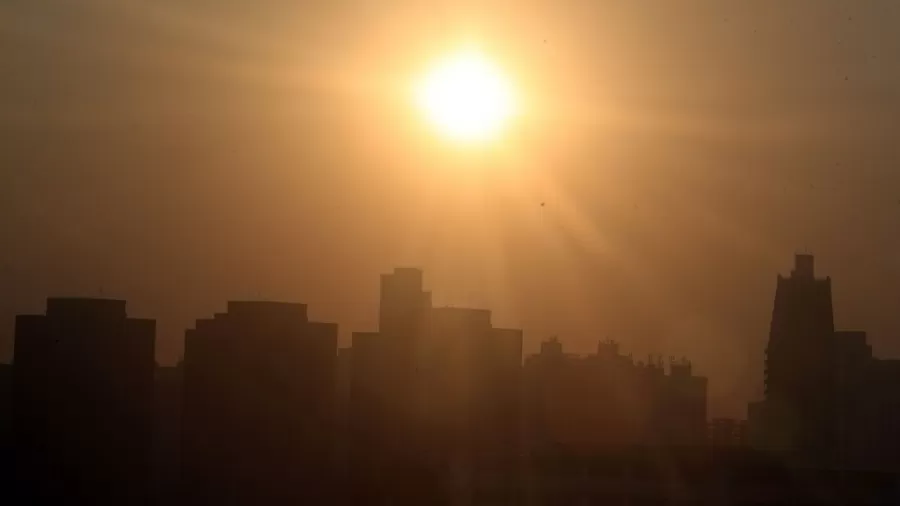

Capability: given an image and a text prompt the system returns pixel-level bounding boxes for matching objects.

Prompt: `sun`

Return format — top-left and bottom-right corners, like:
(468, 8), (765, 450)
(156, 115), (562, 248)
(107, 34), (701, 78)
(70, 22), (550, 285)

(415, 49), (517, 143)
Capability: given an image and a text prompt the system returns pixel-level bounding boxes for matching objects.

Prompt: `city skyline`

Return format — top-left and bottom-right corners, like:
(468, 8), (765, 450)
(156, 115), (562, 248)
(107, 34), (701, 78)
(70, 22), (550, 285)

(4, 255), (900, 504)
(3, 253), (899, 420)
(3, 2), (900, 503)
(4, 2), (900, 423)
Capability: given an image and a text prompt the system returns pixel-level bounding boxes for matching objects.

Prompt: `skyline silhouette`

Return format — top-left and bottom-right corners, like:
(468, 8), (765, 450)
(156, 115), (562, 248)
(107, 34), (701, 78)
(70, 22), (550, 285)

(4, 2), (900, 422)
(3, 255), (900, 504)
(3, 1), (900, 504)
(3, 253), (900, 420)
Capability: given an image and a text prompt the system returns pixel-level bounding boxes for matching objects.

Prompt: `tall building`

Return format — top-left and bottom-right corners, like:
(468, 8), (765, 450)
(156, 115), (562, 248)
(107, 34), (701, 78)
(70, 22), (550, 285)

(380, 267), (432, 339)
(333, 347), (353, 467)
(181, 301), (337, 505)
(524, 338), (707, 450)
(416, 308), (522, 454)
(760, 254), (836, 458)
(416, 307), (523, 503)
(153, 362), (183, 505)
(347, 268), (435, 502)
(347, 268), (523, 503)
(13, 298), (156, 505)
(750, 254), (900, 470)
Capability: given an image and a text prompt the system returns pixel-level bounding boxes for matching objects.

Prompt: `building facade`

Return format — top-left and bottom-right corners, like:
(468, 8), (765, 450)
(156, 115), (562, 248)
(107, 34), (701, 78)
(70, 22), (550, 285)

(524, 338), (707, 451)
(181, 301), (337, 504)
(347, 268), (523, 503)
(750, 254), (900, 470)
(13, 298), (156, 505)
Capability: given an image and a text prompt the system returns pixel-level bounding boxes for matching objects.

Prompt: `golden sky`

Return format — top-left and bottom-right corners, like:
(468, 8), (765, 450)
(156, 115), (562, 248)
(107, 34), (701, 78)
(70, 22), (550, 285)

(1, 0), (900, 417)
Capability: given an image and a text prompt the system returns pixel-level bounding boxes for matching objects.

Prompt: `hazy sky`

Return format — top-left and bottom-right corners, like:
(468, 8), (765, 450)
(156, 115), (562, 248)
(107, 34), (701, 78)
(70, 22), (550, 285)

(2, 1), (900, 417)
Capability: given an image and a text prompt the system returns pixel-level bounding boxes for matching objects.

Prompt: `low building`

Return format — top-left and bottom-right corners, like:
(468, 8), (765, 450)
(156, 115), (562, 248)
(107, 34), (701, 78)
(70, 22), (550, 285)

(524, 338), (707, 451)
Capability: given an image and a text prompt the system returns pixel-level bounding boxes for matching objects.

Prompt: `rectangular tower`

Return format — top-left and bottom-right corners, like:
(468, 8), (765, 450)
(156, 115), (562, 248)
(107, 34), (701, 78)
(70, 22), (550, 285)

(181, 301), (337, 505)
(13, 298), (156, 505)
(348, 268), (434, 503)
(762, 254), (836, 459)
(379, 267), (432, 339)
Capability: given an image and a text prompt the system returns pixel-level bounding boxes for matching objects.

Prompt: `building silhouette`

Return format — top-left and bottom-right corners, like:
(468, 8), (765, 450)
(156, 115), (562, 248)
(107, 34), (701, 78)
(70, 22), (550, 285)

(180, 301), (337, 505)
(416, 307), (523, 502)
(347, 268), (436, 502)
(333, 346), (352, 471)
(153, 361), (183, 504)
(12, 298), (156, 505)
(524, 338), (707, 450)
(347, 268), (522, 503)
(5, 261), (900, 504)
(0, 361), (12, 492)
(0, 362), (10, 443)
(749, 254), (900, 470)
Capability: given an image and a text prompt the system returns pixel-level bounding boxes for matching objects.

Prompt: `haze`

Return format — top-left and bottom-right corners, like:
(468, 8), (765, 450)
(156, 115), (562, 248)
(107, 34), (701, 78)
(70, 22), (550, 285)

(1, 0), (900, 418)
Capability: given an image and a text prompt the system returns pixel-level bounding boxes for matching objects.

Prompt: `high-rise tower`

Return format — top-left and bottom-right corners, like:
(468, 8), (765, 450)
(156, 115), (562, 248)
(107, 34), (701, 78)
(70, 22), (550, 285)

(762, 254), (837, 458)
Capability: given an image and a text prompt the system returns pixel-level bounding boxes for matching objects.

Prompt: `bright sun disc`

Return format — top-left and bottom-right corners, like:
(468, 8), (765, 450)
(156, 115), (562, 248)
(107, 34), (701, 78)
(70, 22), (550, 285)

(415, 49), (516, 143)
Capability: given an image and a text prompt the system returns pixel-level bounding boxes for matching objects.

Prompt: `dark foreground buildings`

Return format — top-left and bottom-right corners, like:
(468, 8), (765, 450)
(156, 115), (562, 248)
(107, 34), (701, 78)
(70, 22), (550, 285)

(180, 301), (337, 504)
(749, 254), (900, 471)
(0, 362), (11, 490)
(3, 259), (900, 504)
(12, 298), (156, 505)
(347, 268), (523, 503)
(153, 362), (183, 504)
(524, 338), (708, 450)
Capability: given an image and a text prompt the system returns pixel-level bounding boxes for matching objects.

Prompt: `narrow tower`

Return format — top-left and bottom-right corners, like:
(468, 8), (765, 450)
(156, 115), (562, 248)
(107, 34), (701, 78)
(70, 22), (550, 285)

(763, 254), (836, 459)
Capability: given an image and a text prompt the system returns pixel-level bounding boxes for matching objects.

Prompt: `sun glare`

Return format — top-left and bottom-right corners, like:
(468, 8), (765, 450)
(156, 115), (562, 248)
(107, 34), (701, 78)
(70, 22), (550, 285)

(415, 49), (516, 143)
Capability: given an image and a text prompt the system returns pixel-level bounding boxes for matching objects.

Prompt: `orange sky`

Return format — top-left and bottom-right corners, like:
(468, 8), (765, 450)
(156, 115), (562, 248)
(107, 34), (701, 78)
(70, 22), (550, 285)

(1, 1), (900, 417)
